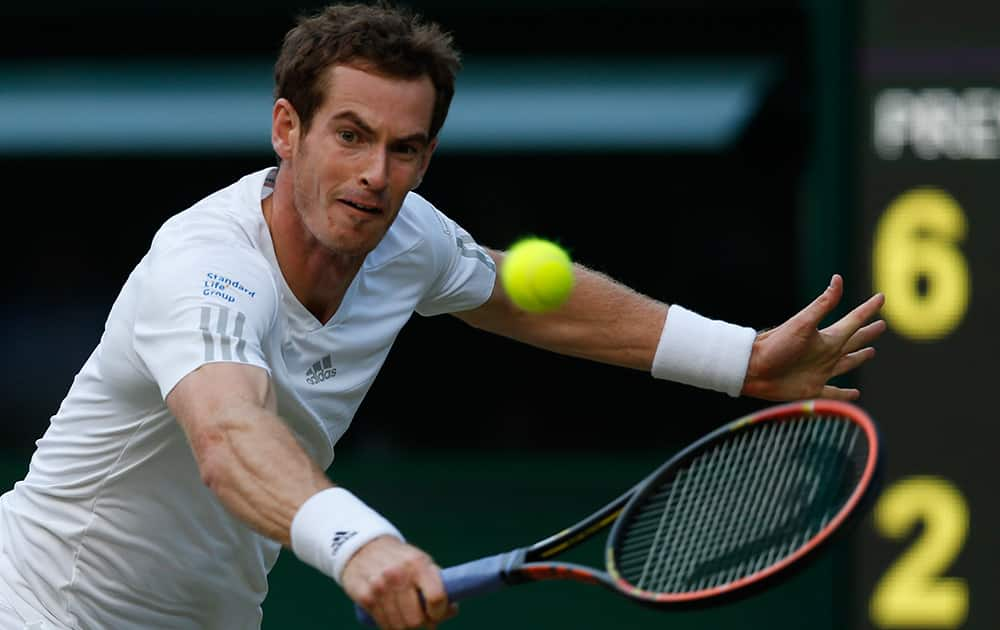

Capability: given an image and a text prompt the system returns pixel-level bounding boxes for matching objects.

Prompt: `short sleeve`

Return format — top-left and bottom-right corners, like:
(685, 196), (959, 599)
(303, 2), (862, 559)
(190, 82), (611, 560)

(415, 210), (496, 317)
(132, 244), (280, 399)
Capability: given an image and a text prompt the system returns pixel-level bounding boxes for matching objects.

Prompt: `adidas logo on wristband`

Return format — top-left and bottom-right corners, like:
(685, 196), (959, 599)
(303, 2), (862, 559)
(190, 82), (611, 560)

(330, 530), (358, 555)
(291, 488), (404, 586)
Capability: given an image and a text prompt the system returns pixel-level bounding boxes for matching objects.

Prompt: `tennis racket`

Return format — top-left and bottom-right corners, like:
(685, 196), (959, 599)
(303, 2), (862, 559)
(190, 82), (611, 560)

(356, 399), (880, 625)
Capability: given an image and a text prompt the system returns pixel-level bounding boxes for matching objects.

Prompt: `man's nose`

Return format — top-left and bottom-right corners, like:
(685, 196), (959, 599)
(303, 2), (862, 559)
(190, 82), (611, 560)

(360, 147), (389, 190)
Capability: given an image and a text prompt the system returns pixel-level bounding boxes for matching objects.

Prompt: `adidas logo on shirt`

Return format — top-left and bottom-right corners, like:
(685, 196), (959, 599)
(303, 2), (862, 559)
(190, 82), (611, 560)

(305, 356), (337, 385)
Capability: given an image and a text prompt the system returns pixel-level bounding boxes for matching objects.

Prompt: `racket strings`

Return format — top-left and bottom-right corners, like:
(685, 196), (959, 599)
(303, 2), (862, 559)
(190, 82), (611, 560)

(690, 417), (860, 590)
(712, 419), (823, 586)
(694, 420), (798, 589)
(708, 418), (852, 587)
(657, 423), (780, 592)
(615, 416), (865, 594)
(620, 428), (762, 588)
(652, 426), (765, 591)
(618, 421), (788, 591)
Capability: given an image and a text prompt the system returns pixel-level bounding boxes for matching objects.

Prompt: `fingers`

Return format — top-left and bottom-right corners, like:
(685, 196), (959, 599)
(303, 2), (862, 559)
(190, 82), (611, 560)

(384, 594), (409, 630)
(367, 585), (410, 630)
(832, 347), (876, 378)
(415, 565), (449, 625)
(794, 274), (844, 328)
(842, 319), (887, 354)
(825, 292), (886, 343)
(366, 590), (433, 629)
(400, 587), (427, 629)
(390, 560), (444, 630)
(343, 538), (452, 630)
(423, 604), (459, 630)
(367, 582), (444, 630)
(820, 384), (861, 401)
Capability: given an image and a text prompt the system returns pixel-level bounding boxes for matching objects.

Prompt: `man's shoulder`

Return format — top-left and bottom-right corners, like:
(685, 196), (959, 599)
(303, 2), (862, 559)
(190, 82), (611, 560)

(365, 191), (450, 269)
(397, 189), (444, 226)
(152, 169), (271, 259)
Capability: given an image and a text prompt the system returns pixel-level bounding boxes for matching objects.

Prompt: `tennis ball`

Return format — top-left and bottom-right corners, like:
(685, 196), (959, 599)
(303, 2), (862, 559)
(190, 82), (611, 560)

(500, 238), (575, 313)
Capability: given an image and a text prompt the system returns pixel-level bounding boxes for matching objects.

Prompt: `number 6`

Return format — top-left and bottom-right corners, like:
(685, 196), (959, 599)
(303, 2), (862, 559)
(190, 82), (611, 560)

(872, 188), (970, 341)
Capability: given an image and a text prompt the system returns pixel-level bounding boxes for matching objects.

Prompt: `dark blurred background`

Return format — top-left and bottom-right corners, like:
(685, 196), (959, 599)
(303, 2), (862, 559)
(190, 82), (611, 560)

(0, 1), (817, 453)
(1, 1), (995, 629)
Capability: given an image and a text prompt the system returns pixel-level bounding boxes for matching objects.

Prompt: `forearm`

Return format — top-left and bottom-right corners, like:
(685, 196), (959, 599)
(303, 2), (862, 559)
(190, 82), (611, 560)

(182, 403), (331, 547)
(460, 251), (668, 371)
(169, 363), (403, 590)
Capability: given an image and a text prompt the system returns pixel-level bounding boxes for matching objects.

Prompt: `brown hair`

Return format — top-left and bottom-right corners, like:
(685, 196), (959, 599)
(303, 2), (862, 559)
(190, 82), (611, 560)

(274, 1), (461, 139)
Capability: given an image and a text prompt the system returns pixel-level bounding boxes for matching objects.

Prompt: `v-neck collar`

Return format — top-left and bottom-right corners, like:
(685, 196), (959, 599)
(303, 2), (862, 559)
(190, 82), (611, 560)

(250, 168), (359, 333)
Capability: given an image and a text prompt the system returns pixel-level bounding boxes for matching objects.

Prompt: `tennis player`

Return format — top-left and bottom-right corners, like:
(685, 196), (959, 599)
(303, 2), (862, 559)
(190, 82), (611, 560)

(0, 3), (885, 629)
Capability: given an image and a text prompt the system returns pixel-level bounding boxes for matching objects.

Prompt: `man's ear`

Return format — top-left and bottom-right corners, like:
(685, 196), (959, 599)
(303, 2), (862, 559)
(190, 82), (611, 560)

(272, 98), (301, 162)
(414, 137), (438, 189)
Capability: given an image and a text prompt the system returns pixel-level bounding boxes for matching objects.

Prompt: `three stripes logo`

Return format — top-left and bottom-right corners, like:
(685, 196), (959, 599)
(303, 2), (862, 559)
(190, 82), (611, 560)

(199, 306), (250, 363)
(330, 530), (357, 556)
(306, 356), (337, 385)
(455, 234), (496, 272)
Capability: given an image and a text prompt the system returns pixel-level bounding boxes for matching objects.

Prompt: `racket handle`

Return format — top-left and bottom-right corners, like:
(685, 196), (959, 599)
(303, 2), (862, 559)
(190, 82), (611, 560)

(355, 549), (524, 626)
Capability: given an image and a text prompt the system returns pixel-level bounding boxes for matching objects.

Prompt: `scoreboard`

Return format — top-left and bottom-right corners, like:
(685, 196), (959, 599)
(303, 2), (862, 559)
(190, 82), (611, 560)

(854, 1), (999, 629)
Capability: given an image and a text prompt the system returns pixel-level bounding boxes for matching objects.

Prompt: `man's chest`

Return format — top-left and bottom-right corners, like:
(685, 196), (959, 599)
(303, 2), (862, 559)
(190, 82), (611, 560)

(260, 308), (410, 463)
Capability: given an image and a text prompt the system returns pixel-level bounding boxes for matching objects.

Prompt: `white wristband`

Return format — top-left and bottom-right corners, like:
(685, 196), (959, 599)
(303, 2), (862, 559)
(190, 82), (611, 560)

(651, 305), (756, 397)
(290, 487), (403, 586)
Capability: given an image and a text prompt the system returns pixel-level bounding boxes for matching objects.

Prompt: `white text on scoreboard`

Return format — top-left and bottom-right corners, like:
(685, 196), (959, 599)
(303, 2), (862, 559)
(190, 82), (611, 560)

(873, 87), (1000, 160)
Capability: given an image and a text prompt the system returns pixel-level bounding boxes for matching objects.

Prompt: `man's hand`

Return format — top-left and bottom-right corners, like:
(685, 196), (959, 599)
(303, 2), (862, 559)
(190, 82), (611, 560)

(742, 274), (886, 401)
(342, 536), (457, 630)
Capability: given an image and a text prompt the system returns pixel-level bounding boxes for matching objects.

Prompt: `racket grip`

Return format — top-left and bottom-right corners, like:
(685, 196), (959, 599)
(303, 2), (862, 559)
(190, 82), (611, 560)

(354, 549), (524, 626)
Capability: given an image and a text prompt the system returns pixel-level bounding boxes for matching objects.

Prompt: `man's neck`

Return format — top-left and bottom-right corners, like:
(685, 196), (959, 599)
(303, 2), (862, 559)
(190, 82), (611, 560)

(262, 175), (363, 325)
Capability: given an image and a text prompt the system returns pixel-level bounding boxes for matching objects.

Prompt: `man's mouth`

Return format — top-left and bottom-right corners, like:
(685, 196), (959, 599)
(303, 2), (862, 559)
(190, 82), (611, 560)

(340, 199), (382, 214)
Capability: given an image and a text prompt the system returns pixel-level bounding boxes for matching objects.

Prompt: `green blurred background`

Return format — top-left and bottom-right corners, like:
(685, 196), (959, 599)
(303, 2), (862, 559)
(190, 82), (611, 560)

(0, 450), (842, 629)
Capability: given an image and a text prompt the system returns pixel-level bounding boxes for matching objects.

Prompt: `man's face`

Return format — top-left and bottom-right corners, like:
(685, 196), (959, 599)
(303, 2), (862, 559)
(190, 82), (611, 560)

(286, 64), (437, 258)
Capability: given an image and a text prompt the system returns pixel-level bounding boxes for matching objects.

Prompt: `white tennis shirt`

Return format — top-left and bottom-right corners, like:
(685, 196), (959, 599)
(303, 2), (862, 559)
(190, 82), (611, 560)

(0, 168), (496, 629)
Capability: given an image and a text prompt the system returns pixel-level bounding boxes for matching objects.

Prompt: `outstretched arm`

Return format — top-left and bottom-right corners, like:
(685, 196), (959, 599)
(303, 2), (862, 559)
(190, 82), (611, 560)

(454, 250), (668, 372)
(167, 362), (329, 544)
(167, 363), (452, 630)
(455, 250), (885, 401)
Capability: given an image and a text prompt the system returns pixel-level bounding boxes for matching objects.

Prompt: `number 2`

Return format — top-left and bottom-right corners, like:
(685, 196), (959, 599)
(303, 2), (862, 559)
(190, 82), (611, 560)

(869, 476), (969, 628)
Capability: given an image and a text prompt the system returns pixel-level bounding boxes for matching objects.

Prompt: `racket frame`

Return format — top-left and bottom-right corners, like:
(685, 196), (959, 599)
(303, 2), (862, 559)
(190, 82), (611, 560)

(357, 399), (882, 626)
(603, 399), (881, 608)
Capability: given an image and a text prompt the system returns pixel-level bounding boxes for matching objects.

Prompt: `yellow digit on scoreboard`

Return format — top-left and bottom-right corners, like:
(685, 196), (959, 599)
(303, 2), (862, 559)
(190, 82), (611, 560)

(869, 476), (970, 629)
(872, 188), (970, 341)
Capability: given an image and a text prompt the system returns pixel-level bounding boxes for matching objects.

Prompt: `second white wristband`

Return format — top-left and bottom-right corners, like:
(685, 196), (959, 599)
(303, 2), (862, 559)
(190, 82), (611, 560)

(651, 305), (756, 397)
(290, 487), (403, 586)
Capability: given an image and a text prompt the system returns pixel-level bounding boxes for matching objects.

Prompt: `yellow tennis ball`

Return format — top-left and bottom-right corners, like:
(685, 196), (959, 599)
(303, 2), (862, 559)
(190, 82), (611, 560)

(500, 238), (575, 313)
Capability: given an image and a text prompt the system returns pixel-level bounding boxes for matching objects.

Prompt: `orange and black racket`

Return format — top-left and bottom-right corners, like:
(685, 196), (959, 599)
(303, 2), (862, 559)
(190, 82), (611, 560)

(357, 400), (880, 625)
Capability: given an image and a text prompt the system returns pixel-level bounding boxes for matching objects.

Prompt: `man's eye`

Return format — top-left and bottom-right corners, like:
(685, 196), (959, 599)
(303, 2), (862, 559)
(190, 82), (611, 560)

(338, 130), (357, 143)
